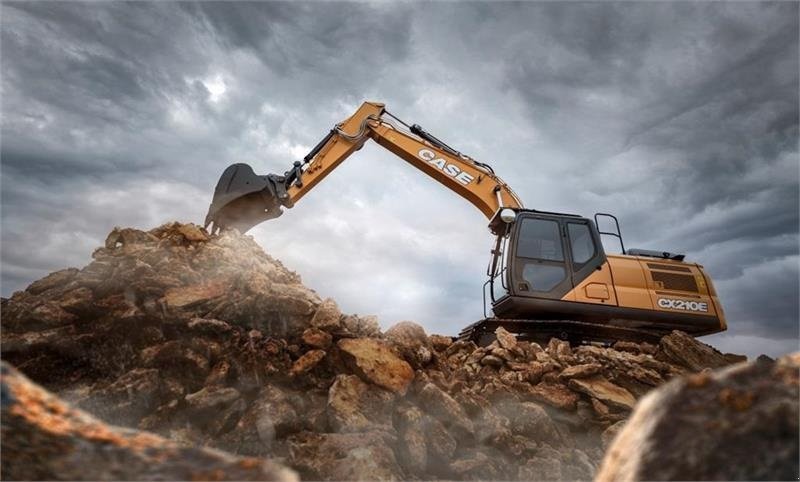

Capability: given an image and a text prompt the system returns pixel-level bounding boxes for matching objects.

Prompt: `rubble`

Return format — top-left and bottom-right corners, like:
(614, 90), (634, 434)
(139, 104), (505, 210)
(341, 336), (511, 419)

(0, 362), (296, 481)
(0, 223), (771, 481)
(597, 353), (800, 481)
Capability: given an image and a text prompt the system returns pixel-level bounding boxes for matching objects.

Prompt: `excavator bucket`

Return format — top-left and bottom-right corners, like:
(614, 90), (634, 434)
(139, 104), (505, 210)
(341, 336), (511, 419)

(204, 163), (284, 234)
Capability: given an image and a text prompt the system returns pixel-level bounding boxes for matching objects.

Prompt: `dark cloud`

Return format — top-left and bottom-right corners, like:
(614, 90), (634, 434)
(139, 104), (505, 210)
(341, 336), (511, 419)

(1, 1), (797, 356)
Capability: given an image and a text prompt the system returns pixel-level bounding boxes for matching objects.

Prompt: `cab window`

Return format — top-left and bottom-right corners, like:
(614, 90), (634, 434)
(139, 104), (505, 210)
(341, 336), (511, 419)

(567, 223), (595, 267)
(516, 218), (566, 293)
(517, 218), (563, 261)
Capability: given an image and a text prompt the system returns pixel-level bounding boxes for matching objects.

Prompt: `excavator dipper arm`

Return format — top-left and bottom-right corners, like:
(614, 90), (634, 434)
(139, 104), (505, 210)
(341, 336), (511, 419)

(206, 101), (523, 233)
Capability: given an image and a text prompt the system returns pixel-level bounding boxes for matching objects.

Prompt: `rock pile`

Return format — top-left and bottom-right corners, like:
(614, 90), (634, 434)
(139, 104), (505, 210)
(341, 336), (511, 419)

(0, 362), (297, 481)
(0, 223), (750, 480)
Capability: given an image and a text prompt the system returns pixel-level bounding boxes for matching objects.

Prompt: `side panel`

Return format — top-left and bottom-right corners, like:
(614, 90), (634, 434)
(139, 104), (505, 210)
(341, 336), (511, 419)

(568, 261), (619, 306)
(641, 260), (720, 320)
(606, 255), (653, 310)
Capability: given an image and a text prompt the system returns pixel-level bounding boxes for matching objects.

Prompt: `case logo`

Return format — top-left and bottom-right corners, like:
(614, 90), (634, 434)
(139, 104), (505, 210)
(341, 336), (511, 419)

(418, 149), (475, 186)
(658, 298), (708, 312)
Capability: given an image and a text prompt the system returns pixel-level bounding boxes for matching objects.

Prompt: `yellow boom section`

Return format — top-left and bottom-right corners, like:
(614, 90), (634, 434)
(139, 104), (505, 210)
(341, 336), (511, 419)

(287, 101), (523, 218)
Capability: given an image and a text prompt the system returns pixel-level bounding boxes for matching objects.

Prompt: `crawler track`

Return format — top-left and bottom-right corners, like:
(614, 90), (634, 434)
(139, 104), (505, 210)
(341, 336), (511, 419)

(458, 318), (666, 346)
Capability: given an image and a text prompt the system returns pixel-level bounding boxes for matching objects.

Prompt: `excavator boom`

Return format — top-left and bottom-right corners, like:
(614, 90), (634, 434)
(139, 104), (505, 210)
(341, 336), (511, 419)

(205, 102), (522, 233)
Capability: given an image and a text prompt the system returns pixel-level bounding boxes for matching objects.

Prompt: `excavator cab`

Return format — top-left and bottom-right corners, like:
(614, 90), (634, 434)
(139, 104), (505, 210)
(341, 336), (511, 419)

(486, 208), (606, 315)
(474, 207), (726, 344)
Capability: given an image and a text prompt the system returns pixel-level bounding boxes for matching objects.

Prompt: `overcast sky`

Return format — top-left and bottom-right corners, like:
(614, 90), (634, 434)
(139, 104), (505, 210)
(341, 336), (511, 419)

(2, 2), (798, 358)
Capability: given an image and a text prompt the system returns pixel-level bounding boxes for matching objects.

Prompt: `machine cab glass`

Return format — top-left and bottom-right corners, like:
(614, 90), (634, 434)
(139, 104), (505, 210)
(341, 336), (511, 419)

(507, 212), (605, 300)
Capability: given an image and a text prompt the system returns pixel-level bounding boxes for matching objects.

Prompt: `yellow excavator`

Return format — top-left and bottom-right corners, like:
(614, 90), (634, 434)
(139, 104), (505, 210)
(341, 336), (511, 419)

(205, 101), (727, 344)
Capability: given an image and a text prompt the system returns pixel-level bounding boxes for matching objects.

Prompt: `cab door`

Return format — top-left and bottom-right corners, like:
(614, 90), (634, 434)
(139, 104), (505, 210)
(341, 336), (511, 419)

(564, 220), (618, 306)
(509, 215), (573, 299)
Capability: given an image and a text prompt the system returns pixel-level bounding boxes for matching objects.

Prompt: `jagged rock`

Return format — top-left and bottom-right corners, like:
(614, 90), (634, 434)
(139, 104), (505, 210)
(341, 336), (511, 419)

(185, 386), (242, 417)
(569, 375), (636, 411)
(289, 349), (326, 377)
(176, 223), (210, 242)
(27, 267), (80, 295)
(613, 340), (656, 355)
(310, 298), (342, 331)
(188, 317), (233, 336)
(394, 404), (428, 473)
(429, 334), (453, 351)
(163, 282), (227, 309)
(425, 415), (457, 465)
(597, 353), (800, 481)
(507, 401), (561, 444)
(385, 321), (433, 369)
(341, 314), (382, 337)
(559, 363), (602, 380)
(418, 382), (474, 436)
(220, 385), (302, 455)
(495, 326), (518, 350)
(337, 338), (414, 394)
(0, 362), (297, 481)
(327, 374), (395, 432)
(480, 354), (504, 367)
(527, 381), (580, 411)
(302, 327), (332, 349)
(657, 330), (733, 371)
(287, 431), (402, 481)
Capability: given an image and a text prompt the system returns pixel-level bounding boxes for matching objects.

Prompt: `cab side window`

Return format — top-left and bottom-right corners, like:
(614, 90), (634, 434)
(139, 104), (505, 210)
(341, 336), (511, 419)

(567, 223), (596, 268)
(516, 218), (566, 292)
(517, 219), (564, 261)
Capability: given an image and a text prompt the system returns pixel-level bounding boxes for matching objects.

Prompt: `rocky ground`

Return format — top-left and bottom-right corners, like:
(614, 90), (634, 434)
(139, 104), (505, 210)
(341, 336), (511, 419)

(0, 223), (787, 481)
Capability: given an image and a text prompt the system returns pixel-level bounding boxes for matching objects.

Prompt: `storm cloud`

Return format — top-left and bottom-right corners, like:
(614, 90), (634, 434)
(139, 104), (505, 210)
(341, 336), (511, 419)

(2, 2), (797, 358)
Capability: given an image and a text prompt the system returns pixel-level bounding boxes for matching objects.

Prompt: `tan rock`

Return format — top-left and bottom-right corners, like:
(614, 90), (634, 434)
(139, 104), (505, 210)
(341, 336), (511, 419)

(176, 223), (209, 242)
(289, 350), (326, 377)
(547, 337), (573, 362)
(559, 363), (602, 380)
(302, 327), (332, 349)
(495, 326), (518, 351)
(418, 382), (474, 435)
(569, 375), (636, 411)
(310, 298), (342, 331)
(341, 314), (381, 337)
(163, 282), (226, 309)
(327, 374), (394, 432)
(658, 330), (732, 372)
(394, 404), (428, 473)
(527, 381), (580, 411)
(481, 354), (504, 368)
(385, 321), (433, 368)
(429, 334), (453, 351)
(337, 338), (414, 394)
(425, 416), (457, 463)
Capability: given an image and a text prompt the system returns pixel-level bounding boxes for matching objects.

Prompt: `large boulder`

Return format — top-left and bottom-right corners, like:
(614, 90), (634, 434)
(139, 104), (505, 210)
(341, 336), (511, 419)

(596, 353), (800, 481)
(327, 374), (395, 432)
(337, 338), (414, 394)
(0, 362), (297, 481)
(657, 330), (737, 372)
(385, 321), (433, 369)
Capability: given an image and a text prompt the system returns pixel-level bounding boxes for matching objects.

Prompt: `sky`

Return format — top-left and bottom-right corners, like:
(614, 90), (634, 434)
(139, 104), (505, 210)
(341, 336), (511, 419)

(1, 1), (798, 358)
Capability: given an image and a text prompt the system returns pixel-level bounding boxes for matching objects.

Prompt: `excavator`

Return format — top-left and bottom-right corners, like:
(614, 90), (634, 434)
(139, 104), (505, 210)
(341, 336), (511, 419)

(205, 101), (727, 344)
